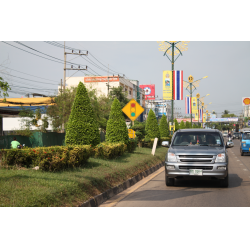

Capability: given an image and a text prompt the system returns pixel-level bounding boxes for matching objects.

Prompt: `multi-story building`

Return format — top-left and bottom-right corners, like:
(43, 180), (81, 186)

(145, 99), (171, 121)
(64, 75), (146, 121)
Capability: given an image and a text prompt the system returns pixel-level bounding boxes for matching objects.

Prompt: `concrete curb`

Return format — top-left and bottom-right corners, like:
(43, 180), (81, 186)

(80, 161), (165, 207)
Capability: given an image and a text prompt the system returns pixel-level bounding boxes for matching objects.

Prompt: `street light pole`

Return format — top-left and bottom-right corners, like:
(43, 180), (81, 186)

(158, 41), (189, 135)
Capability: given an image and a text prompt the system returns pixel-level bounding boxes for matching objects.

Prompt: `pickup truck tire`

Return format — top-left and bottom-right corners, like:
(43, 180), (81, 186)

(165, 173), (175, 186)
(240, 150), (244, 156)
(220, 174), (228, 188)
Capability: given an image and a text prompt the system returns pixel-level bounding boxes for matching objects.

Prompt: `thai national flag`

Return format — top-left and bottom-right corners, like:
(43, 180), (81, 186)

(199, 109), (203, 122)
(185, 97), (191, 114)
(173, 70), (183, 100)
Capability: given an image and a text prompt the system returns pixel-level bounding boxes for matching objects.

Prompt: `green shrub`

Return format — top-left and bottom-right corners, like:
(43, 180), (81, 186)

(106, 98), (129, 144)
(126, 138), (138, 153)
(179, 120), (186, 129)
(145, 109), (160, 140)
(159, 114), (169, 137)
(65, 82), (100, 146)
(93, 142), (127, 159)
(1, 145), (92, 172)
(130, 121), (146, 143)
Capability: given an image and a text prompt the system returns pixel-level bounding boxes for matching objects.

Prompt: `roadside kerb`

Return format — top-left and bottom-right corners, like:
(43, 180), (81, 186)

(80, 161), (165, 207)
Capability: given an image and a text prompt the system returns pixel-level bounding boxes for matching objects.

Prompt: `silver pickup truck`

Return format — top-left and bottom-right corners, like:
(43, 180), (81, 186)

(162, 129), (230, 187)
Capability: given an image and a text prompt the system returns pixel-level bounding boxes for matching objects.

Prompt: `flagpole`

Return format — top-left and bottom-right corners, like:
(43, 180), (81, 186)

(171, 43), (174, 134)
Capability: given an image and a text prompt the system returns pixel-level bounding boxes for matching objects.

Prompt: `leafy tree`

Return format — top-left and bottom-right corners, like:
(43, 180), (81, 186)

(106, 98), (129, 143)
(46, 87), (78, 131)
(185, 121), (190, 128)
(109, 86), (130, 119)
(223, 110), (230, 115)
(174, 119), (179, 131)
(179, 120), (186, 129)
(159, 114), (169, 137)
(145, 109), (160, 139)
(222, 113), (236, 118)
(0, 76), (11, 102)
(65, 82), (100, 146)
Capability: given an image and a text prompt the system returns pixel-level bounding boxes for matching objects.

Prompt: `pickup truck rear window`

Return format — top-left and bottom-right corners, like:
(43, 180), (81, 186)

(172, 132), (223, 146)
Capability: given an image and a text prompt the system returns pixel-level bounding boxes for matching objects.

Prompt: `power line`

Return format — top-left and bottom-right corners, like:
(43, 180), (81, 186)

(45, 41), (125, 76)
(1, 42), (87, 69)
(0, 72), (59, 85)
(0, 65), (59, 83)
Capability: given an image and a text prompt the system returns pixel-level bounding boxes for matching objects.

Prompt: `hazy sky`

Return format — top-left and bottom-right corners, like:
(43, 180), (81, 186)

(1, 41), (249, 118)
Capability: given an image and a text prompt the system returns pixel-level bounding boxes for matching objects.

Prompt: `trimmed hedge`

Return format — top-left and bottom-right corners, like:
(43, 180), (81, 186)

(1, 145), (92, 172)
(93, 142), (127, 159)
(159, 114), (169, 137)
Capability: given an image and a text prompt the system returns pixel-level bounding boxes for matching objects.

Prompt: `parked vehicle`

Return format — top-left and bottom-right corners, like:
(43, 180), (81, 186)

(162, 129), (230, 187)
(240, 131), (250, 156)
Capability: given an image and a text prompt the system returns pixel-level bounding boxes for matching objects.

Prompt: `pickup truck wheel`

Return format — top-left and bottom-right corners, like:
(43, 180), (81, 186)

(165, 173), (175, 186)
(220, 174), (228, 187)
(241, 150), (244, 156)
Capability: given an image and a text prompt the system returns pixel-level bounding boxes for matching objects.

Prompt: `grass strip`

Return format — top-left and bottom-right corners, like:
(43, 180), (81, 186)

(0, 147), (167, 207)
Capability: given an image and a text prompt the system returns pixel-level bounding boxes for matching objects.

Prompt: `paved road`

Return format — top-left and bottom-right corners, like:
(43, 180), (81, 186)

(101, 138), (250, 207)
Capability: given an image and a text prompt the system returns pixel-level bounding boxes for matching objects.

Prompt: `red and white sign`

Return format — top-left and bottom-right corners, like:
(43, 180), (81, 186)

(176, 118), (198, 123)
(139, 84), (155, 100)
(84, 76), (119, 83)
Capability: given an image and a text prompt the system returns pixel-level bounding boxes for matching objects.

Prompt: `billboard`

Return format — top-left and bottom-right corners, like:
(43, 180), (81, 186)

(209, 117), (238, 122)
(139, 84), (155, 100)
(163, 70), (172, 100)
(156, 103), (166, 116)
(242, 97), (250, 106)
(84, 76), (119, 82)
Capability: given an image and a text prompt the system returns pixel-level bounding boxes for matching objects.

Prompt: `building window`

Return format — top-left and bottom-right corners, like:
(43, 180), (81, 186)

(129, 90), (131, 95)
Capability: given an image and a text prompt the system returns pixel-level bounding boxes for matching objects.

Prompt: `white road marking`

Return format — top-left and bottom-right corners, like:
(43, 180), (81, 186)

(240, 164), (243, 165)
(243, 169), (248, 171)
(237, 160), (240, 161)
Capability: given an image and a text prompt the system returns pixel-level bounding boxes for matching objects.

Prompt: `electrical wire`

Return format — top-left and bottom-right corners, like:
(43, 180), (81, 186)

(0, 72), (59, 85)
(1, 42), (87, 69)
(45, 41), (126, 76)
(0, 65), (59, 83)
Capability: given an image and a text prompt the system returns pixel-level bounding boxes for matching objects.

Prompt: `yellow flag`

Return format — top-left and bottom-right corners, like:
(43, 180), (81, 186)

(163, 70), (172, 100)
(192, 97), (198, 114)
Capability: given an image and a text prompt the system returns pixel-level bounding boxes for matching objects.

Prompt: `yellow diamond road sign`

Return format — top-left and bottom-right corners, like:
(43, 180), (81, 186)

(122, 99), (144, 121)
(128, 129), (136, 139)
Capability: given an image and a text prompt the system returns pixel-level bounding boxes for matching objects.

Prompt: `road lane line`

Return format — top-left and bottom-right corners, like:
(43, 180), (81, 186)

(100, 167), (165, 207)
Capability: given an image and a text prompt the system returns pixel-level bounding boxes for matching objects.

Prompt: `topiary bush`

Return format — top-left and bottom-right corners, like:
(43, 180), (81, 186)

(179, 120), (186, 129)
(93, 142), (127, 159)
(65, 82), (100, 146)
(159, 114), (169, 137)
(174, 118), (180, 131)
(1, 145), (92, 171)
(126, 138), (138, 153)
(105, 98), (129, 144)
(145, 109), (160, 140)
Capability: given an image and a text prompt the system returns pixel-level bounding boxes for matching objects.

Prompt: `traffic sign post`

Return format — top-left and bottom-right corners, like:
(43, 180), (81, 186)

(122, 99), (144, 124)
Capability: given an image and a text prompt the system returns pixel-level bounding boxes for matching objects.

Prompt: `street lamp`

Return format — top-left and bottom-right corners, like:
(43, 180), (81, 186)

(158, 41), (189, 134)
(183, 75), (208, 127)
(196, 93), (210, 127)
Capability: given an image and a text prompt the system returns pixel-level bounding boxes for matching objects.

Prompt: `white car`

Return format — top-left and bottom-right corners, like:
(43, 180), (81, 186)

(223, 132), (228, 137)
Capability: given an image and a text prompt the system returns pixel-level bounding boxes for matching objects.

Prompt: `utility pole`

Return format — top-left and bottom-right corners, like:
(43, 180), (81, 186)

(61, 44), (88, 133)
(61, 79), (63, 96)
(63, 42), (88, 90)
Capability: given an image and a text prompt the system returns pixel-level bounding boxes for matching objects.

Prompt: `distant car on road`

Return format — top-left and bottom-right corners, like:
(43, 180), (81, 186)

(233, 132), (240, 139)
(222, 132), (228, 137)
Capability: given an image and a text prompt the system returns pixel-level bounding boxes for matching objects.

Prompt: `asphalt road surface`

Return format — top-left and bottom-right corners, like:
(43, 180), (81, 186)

(101, 138), (250, 207)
